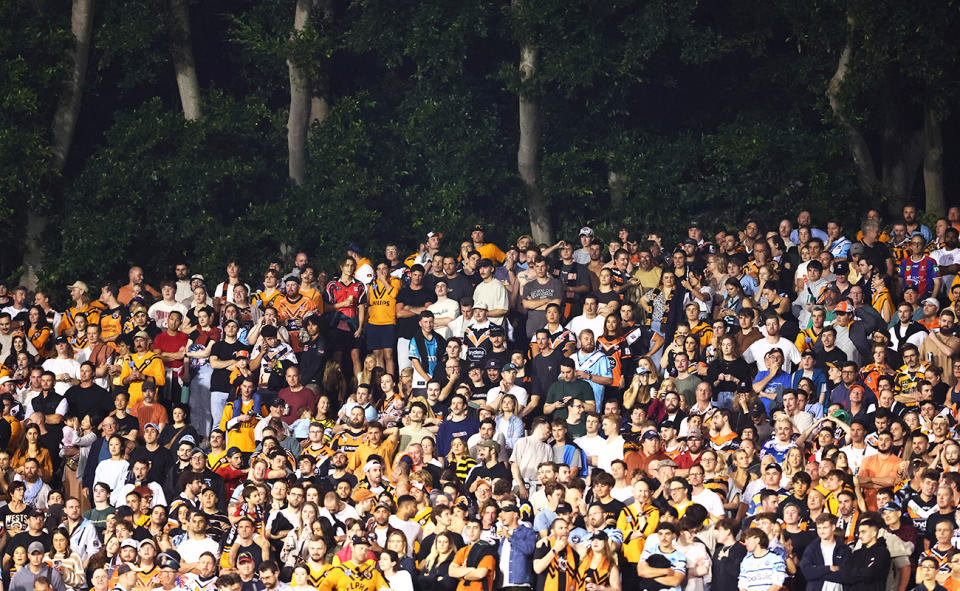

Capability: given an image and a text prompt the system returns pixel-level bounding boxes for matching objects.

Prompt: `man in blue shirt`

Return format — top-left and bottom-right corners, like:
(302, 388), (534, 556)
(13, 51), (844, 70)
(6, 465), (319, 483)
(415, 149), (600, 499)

(752, 349), (792, 414)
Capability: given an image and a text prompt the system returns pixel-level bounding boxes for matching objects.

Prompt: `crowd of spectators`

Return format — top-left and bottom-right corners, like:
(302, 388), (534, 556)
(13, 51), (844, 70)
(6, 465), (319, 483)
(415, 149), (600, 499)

(1, 205), (960, 591)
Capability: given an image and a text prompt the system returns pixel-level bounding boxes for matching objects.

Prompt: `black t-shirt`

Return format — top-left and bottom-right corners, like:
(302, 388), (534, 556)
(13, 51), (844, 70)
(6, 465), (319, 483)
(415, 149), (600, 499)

(712, 542), (748, 591)
(65, 384), (113, 422)
(0, 504), (28, 537)
(210, 340), (247, 393)
(463, 461), (512, 492)
(530, 349), (564, 397)
(598, 498), (626, 528)
(443, 274), (474, 305)
(926, 511), (957, 543)
(129, 444), (175, 486)
(396, 286), (435, 339)
(417, 531), (465, 562)
(4, 531), (49, 559)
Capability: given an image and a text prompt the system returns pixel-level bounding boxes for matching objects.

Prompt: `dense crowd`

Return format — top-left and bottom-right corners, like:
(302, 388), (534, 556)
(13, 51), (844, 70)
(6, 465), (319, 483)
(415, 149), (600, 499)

(1, 205), (960, 591)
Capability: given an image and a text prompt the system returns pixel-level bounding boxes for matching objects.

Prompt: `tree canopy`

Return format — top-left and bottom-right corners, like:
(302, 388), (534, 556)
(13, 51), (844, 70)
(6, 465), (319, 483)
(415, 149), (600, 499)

(2, 0), (958, 293)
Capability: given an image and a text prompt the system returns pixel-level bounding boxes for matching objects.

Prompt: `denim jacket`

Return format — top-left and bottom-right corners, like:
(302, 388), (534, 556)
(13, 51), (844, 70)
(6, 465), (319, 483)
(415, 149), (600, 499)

(498, 523), (538, 585)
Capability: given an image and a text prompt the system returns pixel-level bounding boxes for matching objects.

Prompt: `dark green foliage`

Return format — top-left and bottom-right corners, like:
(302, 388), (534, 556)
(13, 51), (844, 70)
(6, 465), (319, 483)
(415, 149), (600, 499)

(1, 0), (957, 296)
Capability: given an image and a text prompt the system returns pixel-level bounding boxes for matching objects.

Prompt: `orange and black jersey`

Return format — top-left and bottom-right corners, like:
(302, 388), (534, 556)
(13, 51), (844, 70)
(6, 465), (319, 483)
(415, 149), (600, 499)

(251, 289), (283, 311)
(331, 428), (366, 461)
(534, 537), (580, 591)
(59, 301), (105, 335)
(27, 326), (52, 357)
(689, 321), (714, 349)
(529, 326), (576, 351)
(99, 306), (128, 345)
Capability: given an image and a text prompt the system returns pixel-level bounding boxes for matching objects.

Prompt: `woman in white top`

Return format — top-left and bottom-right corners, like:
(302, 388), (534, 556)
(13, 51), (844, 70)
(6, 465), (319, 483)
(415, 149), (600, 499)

(378, 549), (414, 591)
(93, 435), (129, 505)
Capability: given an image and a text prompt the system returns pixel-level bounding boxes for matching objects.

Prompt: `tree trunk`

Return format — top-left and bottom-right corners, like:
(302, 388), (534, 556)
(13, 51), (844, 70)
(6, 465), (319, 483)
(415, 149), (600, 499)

(923, 104), (945, 216)
(513, 0), (552, 244)
(51, 0), (93, 171)
(308, 0), (333, 133)
(21, 214), (46, 291)
(287, 0), (312, 186)
(608, 170), (625, 209)
(826, 14), (877, 196)
(169, 0), (201, 120)
(28, 0), (95, 289)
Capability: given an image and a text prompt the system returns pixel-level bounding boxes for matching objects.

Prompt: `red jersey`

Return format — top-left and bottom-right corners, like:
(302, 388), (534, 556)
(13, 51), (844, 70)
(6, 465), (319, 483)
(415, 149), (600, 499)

(325, 279), (366, 332)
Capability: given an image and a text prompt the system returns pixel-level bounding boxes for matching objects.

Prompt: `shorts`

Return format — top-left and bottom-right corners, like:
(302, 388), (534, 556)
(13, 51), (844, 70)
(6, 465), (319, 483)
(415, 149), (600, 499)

(330, 327), (359, 352)
(366, 324), (396, 350)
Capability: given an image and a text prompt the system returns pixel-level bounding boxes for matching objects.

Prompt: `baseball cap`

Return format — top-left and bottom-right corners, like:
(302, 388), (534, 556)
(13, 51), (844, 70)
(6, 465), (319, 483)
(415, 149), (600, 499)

(351, 535), (371, 546)
(834, 260), (849, 274)
(283, 274), (299, 284)
(54, 335), (69, 345)
(133, 330), (150, 340)
(765, 462), (784, 473)
(848, 243), (865, 257)
(160, 557), (181, 571)
(555, 502), (573, 515)
(641, 430), (661, 442)
(477, 439), (501, 453)
(115, 563), (134, 576)
(351, 488), (375, 503)
(234, 349), (250, 359)
(427, 231), (442, 239)
(501, 362), (518, 372)
(657, 459), (678, 469)
(579, 226), (594, 237)
(363, 460), (382, 472)
(144, 422), (159, 431)
(834, 301), (853, 313)
(686, 431), (704, 441)
(881, 502), (901, 513)
(67, 281), (88, 293)
(139, 538), (158, 549)
(28, 541), (45, 554)
(120, 538), (139, 549)
(0, 376), (13, 386)
(472, 301), (488, 311)
(484, 358), (501, 370)
(190, 274), (205, 282)
(636, 366), (651, 375)
(500, 504), (520, 513)
(180, 434), (197, 446)
(237, 553), (255, 565)
(922, 297), (940, 308)
(489, 325), (505, 337)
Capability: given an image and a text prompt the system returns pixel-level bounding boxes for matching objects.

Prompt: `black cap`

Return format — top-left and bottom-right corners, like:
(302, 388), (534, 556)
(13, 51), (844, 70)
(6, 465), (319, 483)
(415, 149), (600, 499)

(351, 535), (371, 546)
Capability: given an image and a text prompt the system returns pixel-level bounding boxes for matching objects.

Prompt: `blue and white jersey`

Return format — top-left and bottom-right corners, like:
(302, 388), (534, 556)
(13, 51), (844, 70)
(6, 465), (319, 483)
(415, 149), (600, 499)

(738, 551), (786, 591)
(640, 543), (687, 591)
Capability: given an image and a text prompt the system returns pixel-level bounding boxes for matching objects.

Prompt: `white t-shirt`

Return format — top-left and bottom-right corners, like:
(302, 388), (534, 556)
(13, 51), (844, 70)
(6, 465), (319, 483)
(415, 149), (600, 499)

(566, 314), (605, 341)
(41, 357), (81, 395)
(473, 281), (509, 325)
(485, 384), (529, 408)
(428, 298), (461, 339)
(691, 488), (725, 518)
(388, 515), (422, 557)
(147, 300), (188, 330)
(744, 337), (802, 373)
